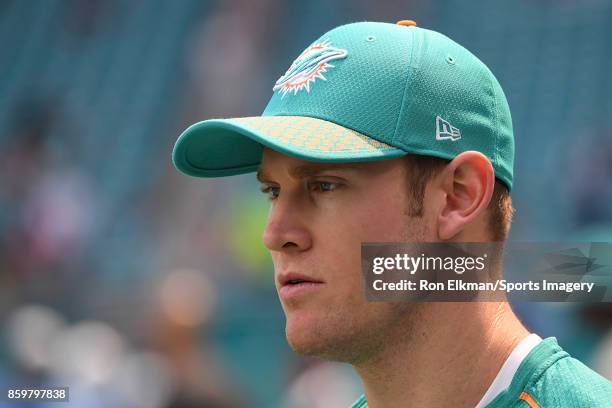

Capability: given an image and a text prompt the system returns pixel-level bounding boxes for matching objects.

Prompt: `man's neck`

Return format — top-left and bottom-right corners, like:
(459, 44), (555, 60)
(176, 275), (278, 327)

(353, 302), (529, 408)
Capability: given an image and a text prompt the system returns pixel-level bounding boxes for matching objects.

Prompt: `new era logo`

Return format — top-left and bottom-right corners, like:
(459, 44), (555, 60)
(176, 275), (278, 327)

(436, 116), (461, 141)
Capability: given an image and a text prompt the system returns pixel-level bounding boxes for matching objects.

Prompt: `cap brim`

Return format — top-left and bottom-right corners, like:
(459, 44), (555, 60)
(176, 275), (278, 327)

(172, 116), (407, 178)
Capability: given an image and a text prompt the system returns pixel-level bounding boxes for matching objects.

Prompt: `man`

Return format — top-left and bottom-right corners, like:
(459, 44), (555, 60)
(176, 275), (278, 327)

(172, 20), (611, 407)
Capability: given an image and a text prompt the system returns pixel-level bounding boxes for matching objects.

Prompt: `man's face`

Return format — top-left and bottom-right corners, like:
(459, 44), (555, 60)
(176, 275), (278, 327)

(258, 148), (434, 363)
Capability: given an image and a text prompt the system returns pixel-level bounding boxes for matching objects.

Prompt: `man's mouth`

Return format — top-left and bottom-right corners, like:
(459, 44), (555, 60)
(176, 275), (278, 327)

(278, 272), (324, 299)
(278, 272), (323, 287)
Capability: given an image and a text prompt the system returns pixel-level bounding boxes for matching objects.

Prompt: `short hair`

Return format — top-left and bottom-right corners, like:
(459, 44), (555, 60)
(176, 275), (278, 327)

(403, 155), (514, 241)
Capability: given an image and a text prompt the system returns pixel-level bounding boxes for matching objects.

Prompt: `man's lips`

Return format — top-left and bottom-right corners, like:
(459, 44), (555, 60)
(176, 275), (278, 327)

(277, 272), (324, 300)
(277, 272), (323, 287)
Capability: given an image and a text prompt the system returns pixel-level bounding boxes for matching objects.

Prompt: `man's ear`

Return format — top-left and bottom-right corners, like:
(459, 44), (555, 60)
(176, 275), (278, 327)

(436, 151), (495, 240)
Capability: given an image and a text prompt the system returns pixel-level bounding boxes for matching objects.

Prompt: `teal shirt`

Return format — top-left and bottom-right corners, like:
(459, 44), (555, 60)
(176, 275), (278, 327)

(351, 337), (612, 407)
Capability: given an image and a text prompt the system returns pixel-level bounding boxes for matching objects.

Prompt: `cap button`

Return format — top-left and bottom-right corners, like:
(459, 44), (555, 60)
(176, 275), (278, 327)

(396, 19), (417, 27)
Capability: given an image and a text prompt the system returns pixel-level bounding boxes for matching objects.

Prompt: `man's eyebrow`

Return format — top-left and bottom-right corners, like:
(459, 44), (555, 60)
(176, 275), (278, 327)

(256, 163), (365, 183)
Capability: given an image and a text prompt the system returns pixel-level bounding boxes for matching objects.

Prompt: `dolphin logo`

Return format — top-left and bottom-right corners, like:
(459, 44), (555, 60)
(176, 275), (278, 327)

(273, 39), (348, 97)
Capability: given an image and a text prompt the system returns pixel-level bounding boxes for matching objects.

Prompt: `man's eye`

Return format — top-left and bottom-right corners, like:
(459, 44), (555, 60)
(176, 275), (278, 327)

(312, 181), (339, 192)
(260, 186), (280, 200)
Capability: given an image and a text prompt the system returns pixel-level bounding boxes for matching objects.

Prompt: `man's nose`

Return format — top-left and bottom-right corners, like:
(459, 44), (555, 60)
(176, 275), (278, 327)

(262, 199), (312, 252)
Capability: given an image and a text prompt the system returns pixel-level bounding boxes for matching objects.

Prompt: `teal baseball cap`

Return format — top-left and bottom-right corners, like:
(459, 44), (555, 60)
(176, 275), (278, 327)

(172, 20), (514, 189)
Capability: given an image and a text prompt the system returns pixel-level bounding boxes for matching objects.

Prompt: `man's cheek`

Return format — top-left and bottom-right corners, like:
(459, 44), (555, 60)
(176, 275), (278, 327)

(328, 259), (364, 295)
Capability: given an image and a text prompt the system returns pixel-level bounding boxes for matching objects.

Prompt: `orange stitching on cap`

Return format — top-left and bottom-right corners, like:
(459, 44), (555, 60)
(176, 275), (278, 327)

(519, 392), (540, 408)
(397, 19), (417, 27)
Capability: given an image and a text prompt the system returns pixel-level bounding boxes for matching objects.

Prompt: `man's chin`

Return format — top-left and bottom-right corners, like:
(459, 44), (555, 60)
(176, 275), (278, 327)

(286, 316), (326, 354)
(284, 317), (358, 362)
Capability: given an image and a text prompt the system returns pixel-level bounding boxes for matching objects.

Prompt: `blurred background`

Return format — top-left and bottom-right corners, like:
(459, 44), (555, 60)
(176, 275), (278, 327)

(0, 0), (611, 407)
